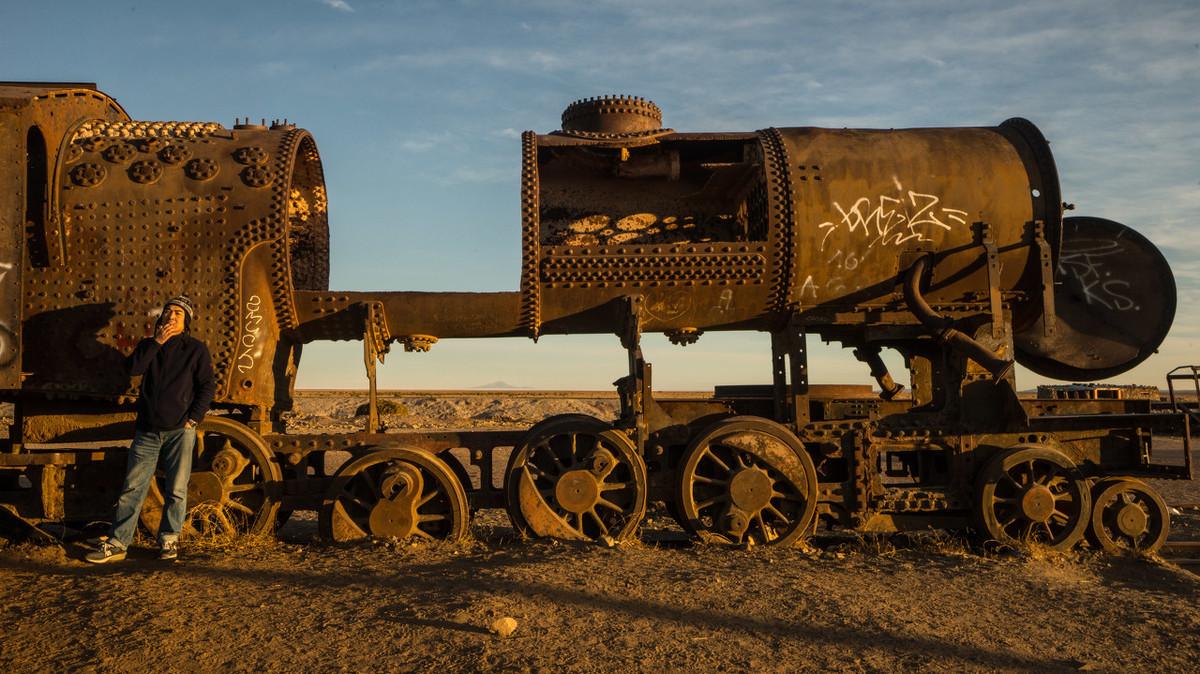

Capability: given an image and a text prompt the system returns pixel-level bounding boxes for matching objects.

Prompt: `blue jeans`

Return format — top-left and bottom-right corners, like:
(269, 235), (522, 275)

(108, 428), (196, 548)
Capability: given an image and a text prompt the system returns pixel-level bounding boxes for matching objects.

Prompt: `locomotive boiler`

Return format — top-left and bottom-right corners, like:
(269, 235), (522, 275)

(0, 83), (1189, 555)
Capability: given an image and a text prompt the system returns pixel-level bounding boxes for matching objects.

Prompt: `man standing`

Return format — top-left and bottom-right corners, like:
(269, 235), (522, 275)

(86, 295), (215, 563)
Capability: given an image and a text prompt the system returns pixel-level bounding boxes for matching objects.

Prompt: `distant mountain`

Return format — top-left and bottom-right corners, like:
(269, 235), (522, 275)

(475, 381), (520, 389)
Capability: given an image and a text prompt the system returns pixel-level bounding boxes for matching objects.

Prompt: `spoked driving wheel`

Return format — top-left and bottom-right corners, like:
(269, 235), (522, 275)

(142, 416), (281, 538)
(504, 415), (647, 541)
(676, 417), (818, 546)
(319, 448), (469, 543)
(974, 445), (1092, 551)
(1088, 477), (1169, 554)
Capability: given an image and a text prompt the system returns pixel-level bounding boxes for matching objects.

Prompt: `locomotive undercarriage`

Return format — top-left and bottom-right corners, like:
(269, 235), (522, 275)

(0, 305), (1190, 556)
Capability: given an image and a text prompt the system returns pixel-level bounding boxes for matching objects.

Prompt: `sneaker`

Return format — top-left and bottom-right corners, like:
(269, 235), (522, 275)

(84, 540), (127, 564)
(159, 539), (179, 562)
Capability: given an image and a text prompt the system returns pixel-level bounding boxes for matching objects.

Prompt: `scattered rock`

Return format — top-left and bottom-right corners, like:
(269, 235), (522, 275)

(490, 616), (518, 638)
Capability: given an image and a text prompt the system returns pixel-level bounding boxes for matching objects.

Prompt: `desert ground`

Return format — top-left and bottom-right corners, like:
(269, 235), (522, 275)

(1, 392), (1198, 673)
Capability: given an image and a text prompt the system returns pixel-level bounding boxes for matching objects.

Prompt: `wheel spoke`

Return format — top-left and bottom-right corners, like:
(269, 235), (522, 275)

(596, 497), (625, 513)
(692, 475), (728, 487)
(764, 503), (791, 524)
(696, 494), (728, 511)
(600, 481), (630, 492)
(1051, 490), (1075, 503)
(701, 448), (732, 473)
(412, 527), (435, 541)
(587, 509), (610, 537)
(1023, 459), (1038, 485)
(526, 463), (552, 481)
(226, 500), (255, 516)
(753, 511), (776, 542)
(537, 444), (568, 475)
(418, 513), (448, 523)
(416, 488), (438, 508)
(227, 482), (261, 494)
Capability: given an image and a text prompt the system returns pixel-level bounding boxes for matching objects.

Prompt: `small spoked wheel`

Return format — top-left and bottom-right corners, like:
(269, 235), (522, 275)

(504, 415), (647, 542)
(676, 416), (818, 546)
(319, 448), (469, 543)
(142, 416), (281, 538)
(1088, 477), (1169, 554)
(974, 445), (1091, 551)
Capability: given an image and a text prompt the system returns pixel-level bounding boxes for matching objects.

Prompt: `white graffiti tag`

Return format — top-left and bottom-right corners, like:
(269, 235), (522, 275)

(1058, 240), (1137, 311)
(236, 294), (264, 373)
(818, 181), (968, 251)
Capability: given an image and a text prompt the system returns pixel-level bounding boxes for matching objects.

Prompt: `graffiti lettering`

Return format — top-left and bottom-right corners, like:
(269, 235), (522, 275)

(799, 274), (818, 300)
(1058, 240), (1138, 311)
(236, 294), (263, 373)
(716, 288), (734, 313)
(818, 182), (967, 252)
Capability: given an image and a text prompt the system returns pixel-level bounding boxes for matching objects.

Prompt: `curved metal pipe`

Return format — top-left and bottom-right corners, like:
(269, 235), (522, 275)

(852, 346), (904, 400)
(903, 256), (1014, 381)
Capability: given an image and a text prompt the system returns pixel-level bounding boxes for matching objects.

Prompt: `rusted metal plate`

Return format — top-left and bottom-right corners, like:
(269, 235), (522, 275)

(0, 81), (330, 417)
(1015, 216), (1176, 380)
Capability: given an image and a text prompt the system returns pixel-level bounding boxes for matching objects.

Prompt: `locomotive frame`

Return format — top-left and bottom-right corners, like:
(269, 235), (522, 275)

(0, 82), (1190, 554)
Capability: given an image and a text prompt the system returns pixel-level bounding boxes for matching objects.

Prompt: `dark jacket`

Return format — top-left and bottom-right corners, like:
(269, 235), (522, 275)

(126, 334), (216, 432)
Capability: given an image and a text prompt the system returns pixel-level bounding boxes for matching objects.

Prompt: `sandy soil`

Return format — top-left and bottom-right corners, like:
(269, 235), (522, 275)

(1, 395), (1199, 673)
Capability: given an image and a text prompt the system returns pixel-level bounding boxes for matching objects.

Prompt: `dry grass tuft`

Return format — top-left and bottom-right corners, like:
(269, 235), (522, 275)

(825, 530), (975, 559)
(178, 503), (277, 553)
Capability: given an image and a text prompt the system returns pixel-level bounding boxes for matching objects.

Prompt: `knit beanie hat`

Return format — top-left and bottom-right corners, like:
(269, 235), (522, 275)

(164, 295), (196, 321)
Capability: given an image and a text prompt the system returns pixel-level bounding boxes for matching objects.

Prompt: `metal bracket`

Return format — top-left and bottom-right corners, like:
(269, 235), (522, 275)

(770, 312), (809, 428)
(1032, 220), (1057, 337)
(614, 296), (648, 451)
(976, 222), (1003, 338)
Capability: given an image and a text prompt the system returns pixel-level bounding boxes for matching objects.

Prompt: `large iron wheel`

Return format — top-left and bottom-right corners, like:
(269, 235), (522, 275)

(504, 415), (647, 541)
(676, 416), (818, 546)
(974, 445), (1091, 551)
(319, 448), (469, 543)
(141, 416), (281, 538)
(1088, 477), (1169, 554)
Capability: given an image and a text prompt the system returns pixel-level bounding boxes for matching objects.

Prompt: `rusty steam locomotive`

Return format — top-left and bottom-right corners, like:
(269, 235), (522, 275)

(0, 82), (1190, 553)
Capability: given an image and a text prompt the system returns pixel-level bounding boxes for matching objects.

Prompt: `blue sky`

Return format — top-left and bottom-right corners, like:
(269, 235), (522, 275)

(5, 0), (1198, 390)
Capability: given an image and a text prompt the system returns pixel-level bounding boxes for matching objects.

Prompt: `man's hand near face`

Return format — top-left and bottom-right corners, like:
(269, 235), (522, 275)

(154, 306), (186, 344)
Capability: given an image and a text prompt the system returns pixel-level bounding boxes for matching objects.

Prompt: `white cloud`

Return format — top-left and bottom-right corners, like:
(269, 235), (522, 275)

(321, 0), (354, 12)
